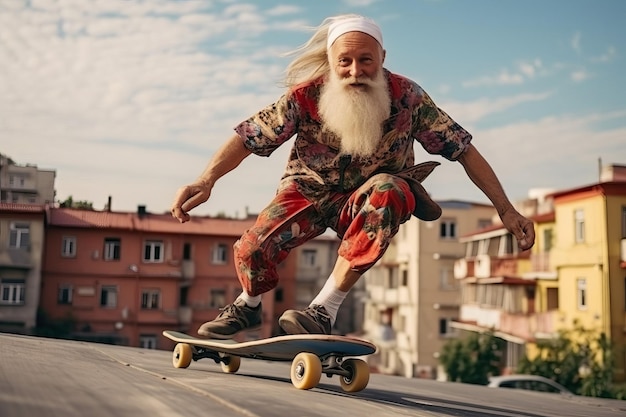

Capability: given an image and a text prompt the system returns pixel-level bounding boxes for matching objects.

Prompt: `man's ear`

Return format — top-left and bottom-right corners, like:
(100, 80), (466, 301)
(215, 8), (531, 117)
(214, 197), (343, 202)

(382, 48), (386, 64)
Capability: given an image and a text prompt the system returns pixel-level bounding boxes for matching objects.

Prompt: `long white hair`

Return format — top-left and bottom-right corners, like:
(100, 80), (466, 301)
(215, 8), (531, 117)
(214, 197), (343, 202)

(282, 14), (364, 88)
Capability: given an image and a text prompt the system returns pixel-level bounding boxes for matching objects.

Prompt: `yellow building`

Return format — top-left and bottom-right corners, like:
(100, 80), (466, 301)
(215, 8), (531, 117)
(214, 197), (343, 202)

(453, 166), (626, 381)
(550, 180), (626, 381)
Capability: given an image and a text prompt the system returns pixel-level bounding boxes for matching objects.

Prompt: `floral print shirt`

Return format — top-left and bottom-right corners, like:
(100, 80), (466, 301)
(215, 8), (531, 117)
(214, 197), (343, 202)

(234, 69), (472, 207)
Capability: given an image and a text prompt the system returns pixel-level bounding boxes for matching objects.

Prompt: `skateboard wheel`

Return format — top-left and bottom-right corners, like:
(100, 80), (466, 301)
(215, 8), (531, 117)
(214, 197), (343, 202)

(219, 353), (241, 373)
(173, 343), (193, 368)
(290, 352), (322, 390)
(339, 358), (370, 392)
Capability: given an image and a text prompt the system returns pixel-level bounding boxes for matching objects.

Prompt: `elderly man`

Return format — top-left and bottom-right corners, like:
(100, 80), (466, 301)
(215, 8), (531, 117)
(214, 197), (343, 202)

(170, 14), (535, 338)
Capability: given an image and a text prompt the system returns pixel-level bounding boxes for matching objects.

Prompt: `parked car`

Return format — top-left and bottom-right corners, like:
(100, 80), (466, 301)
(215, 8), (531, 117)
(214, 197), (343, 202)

(487, 375), (573, 395)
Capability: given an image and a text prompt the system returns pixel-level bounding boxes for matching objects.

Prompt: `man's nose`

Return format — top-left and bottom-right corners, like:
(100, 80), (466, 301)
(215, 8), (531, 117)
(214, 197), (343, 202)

(349, 61), (363, 77)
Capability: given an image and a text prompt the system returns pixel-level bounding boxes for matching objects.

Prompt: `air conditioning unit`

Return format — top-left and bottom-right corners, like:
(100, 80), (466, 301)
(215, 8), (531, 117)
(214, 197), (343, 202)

(92, 250), (99, 260)
(475, 254), (491, 278)
(453, 259), (467, 279)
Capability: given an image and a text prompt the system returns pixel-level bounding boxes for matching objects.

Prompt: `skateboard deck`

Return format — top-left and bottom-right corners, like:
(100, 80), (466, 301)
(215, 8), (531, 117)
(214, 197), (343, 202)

(162, 330), (376, 392)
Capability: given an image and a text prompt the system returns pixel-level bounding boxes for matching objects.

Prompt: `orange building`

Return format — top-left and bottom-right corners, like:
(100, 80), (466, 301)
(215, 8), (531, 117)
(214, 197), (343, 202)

(39, 206), (298, 349)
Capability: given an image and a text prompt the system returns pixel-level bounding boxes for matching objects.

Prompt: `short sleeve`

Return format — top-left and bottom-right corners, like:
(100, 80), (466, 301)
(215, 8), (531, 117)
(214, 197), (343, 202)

(234, 93), (300, 157)
(412, 92), (472, 161)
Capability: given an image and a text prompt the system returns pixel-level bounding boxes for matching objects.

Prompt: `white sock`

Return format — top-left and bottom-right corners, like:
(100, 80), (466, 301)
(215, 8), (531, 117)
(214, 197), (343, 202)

(310, 275), (347, 325)
(237, 292), (261, 308)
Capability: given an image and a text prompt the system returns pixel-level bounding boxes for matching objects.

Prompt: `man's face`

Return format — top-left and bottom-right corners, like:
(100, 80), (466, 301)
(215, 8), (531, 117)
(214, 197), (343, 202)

(319, 31), (390, 158)
(328, 31), (385, 84)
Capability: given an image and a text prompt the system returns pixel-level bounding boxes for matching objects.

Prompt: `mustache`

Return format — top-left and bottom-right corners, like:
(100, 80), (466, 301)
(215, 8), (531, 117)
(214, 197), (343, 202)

(338, 76), (377, 87)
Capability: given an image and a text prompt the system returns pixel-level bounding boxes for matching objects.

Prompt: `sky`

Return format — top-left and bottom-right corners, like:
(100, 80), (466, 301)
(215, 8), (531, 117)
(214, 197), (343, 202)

(2, 0), (625, 217)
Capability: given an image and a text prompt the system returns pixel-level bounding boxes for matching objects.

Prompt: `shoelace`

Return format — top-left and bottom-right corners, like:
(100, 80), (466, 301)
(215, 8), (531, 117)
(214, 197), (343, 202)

(307, 306), (330, 323)
(217, 303), (241, 319)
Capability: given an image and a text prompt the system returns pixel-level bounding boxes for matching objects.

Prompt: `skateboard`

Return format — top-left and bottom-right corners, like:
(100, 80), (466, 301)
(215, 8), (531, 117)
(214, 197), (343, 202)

(162, 330), (377, 392)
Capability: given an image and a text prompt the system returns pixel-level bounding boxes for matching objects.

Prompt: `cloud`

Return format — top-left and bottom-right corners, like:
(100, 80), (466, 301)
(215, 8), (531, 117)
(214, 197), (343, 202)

(0, 0), (297, 214)
(421, 109), (626, 203)
(591, 46), (617, 63)
(570, 69), (592, 82)
(462, 60), (544, 88)
(441, 92), (552, 124)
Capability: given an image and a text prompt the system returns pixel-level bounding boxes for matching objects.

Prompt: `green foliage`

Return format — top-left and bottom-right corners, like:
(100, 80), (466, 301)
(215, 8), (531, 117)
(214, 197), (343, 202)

(58, 195), (94, 210)
(518, 322), (624, 399)
(440, 330), (504, 385)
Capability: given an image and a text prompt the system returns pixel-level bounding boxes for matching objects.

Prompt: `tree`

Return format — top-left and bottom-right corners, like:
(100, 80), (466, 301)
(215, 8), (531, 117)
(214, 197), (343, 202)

(518, 322), (625, 399)
(58, 195), (94, 210)
(440, 330), (504, 385)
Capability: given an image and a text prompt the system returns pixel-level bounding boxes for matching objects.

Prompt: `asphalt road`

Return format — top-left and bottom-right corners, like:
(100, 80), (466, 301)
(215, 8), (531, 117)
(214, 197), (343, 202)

(1, 333), (624, 417)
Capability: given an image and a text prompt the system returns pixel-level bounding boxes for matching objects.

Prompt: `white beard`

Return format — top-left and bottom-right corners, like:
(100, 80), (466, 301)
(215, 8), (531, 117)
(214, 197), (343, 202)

(318, 69), (391, 158)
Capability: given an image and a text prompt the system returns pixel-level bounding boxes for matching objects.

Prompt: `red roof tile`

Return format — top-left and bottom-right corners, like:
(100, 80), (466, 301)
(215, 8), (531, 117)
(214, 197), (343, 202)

(0, 203), (46, 213)
(46, 208), (256, 236)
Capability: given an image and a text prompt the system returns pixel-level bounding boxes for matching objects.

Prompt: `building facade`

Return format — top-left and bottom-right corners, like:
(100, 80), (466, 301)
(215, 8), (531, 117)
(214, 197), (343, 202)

(0, 154), (55, 205)
(0, 203), (46, 331)
(39, 207), (298, 348)
(363, 200), (496, 378)
(453, 168), (626, 382)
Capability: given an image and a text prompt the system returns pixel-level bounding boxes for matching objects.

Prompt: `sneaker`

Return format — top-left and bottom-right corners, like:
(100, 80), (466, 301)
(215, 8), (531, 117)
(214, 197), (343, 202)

(278, 305), (332, 335)
(198, 298), (262, 339)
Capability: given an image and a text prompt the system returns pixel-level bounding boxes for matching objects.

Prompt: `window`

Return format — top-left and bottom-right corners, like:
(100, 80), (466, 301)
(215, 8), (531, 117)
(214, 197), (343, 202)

(104, 238), (121, 261)
(62, 236), (76, 257)
(302, 249), (317, 267)
(439, 318), (457, 337)
(139, 335), (157, 349)
(401, 270), (408, 286)
(209, 289), (226, 308)
(543, 228), (553, 252)
(1, 280), (25, 305)
(274, 288), (284, 302)
(143, 240), (163, 262)
(440, 219), (456, 239)
(212, 243), (228, 264)
(9, 175), (26, 188)
(574, 209), (585, 243)
(577, 278), (587, 310)
(58, 285), (73, 304)
(9, 222), (30, 249)
(141, 289), (160, 309)
(179, 286), (189, 307)
(502, 234), (515, 255)
(183, 243), (191, 260)
(439, 266), (456, 290)
(100, 286), (118, 308)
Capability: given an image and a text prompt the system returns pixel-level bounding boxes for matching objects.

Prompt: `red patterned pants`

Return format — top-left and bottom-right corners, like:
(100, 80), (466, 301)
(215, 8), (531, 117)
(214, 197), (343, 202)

(234, 173), (416, 296)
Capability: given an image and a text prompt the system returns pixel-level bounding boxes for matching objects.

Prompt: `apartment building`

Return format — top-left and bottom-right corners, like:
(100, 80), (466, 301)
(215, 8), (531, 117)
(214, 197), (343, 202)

(363, 200), (496, 378)
(294, 233), (366, 336)
(0, 203), (46, 332)
(453, 166), (626, 381)
(0, 154), (55, 205)
(0, 154), (55, 332)
(39, 206), (298, 348)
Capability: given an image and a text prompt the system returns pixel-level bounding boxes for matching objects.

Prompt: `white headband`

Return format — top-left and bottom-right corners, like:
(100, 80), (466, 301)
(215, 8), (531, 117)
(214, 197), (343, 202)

(326, 16), (383, 50)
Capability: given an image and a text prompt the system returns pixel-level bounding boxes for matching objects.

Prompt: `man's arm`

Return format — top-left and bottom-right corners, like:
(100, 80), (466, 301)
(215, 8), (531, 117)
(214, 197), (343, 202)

(171, 133), (252, 223)
(458, 143), (535, 250)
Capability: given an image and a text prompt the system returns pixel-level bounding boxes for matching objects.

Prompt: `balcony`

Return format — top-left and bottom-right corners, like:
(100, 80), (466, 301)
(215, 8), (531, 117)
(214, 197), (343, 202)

(456, 256), (518, 279)
(178, 306), (192, 325)
(459, 304), (559, 341)
(181, 260), (195, 281)
(530, 253), (551, 272)
(368, 285), (409, 306)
